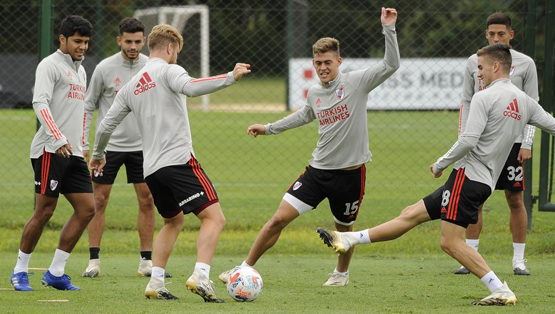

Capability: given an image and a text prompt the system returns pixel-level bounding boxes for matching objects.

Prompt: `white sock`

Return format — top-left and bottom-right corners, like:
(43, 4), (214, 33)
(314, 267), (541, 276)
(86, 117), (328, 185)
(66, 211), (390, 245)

(195, 262), (211, 278)
(333, 268), (349, 276)
(241, 260), (253, 268)
(480, 270), (503, 293)
(48, 249), (70, 277)
(151, 266), (165, 283)
(513, 243), (525, 261)
(14, 250), (32, 274)
(466, 239), (479, 251)
(343, 229), (371, 244)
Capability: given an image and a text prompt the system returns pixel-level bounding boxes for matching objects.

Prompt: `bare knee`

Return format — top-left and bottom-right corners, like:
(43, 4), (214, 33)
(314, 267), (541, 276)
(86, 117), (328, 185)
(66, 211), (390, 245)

(440, 235), (465, 257)
(399, 203), (428, 224)
(506, 191), (524, 211)
(32, 205), (56, 224)
(268, 214), (291, 231)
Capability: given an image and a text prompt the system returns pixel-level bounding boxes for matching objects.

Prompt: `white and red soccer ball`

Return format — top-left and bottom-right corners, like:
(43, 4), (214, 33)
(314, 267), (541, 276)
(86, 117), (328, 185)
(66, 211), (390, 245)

(226, 267), (263, 302)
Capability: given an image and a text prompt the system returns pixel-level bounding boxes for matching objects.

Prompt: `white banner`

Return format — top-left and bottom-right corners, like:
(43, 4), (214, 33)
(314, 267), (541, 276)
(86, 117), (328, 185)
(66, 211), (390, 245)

(288, 58), (467, 110)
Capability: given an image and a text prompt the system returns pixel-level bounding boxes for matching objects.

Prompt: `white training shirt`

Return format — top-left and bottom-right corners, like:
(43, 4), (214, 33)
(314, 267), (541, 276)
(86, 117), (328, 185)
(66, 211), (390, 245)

(92, 57), (236, 177)
(84, 52), (148, 152)
(459, 49), (539, 149)
(30, 49), (88, 158)
(265, 24), (400, 169)
(435, 79), (555, 191)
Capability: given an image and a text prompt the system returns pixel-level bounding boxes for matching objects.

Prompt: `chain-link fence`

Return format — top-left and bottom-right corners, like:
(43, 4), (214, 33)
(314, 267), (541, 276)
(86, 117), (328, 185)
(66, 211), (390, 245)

(0, 0), (549, 230)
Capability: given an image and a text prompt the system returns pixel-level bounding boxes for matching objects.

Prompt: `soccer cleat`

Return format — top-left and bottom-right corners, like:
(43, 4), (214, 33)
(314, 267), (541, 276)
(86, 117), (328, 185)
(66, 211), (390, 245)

(186, 271), (224, 303)
(41, 270), (80, 291)
(82, 259), (100, 277)
(11, 271), (33, 291)
(317, 227), (357, 254)
(513, 259), (530, 276)
(138, 260), (172, 278)
(453, 265), (470, 275)
(144, 278), (178, 300)
(323, 272), (349, 287)
(472, 281), (517, 306)
(218, 266), (240, 284)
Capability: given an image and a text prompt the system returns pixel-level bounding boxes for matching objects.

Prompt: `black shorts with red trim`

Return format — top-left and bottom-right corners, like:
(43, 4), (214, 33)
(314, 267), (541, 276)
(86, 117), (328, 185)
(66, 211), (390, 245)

(32, 153), (93, 198)
(285, 165), (366, 225)
(92, 151), (145, 184)
(495, 143), (525, 191)
(145, 157), (218, 218)
(423, 168), (491, 228)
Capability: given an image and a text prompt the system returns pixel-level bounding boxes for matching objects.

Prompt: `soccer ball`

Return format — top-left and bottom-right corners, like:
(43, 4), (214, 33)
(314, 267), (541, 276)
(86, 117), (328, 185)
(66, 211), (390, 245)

(226, 266), (263, 302)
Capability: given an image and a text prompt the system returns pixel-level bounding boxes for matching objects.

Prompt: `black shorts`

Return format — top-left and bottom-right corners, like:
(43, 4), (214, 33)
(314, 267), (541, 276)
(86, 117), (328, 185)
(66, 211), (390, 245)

(423, 168), (491, 228)
(284, 165), (366, 226)
(32, 153), (93, 198)
(145, 157), (218, 218)
(92, 151), (145, 184)
(495, 143), (525, 191)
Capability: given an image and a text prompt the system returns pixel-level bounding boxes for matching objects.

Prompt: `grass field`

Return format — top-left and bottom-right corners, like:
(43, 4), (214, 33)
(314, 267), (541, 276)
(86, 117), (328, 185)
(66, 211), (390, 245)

(1, 253), (555, 313)
(1, 98), (555, 312)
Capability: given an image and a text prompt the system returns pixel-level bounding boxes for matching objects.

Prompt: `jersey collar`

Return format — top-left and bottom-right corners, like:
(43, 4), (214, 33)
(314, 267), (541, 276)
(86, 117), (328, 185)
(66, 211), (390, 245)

(56, 49), (83, 72)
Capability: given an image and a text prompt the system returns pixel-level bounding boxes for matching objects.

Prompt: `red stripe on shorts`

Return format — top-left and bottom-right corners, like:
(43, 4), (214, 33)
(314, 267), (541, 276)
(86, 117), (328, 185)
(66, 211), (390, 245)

(447, 169), (464, 220)
(41, 153), (51, 195)
(189, 158), (216, 201)
(450, 171), (466, 220)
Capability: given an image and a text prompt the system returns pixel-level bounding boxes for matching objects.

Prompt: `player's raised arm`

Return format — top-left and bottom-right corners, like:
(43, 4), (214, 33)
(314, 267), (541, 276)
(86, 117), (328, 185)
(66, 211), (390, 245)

(350, 7), (400, 94)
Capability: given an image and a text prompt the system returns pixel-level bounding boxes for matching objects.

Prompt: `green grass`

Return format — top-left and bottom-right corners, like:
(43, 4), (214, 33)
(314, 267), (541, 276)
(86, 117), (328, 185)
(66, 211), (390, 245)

(1, 253), (555, 314)
(1, 104), (555, 312)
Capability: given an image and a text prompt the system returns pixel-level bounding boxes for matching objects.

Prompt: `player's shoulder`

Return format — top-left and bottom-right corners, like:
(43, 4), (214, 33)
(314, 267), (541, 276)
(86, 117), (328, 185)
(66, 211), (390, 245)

(95, 53), (121, 70)
(510, 49), (534, 63)
(139, 53), (149, 63)
(466, 53), (478, 65)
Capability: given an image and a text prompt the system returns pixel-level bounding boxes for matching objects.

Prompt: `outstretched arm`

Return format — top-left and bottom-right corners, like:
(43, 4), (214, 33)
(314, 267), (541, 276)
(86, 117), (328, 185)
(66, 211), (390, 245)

(264, 105), (316, 135)
(167, 63), (251, 97)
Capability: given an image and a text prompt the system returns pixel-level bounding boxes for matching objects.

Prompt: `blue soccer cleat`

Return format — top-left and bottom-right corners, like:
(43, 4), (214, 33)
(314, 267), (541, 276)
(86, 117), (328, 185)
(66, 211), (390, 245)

(11, 272), (33, 291)
(41, 270), (80, 291)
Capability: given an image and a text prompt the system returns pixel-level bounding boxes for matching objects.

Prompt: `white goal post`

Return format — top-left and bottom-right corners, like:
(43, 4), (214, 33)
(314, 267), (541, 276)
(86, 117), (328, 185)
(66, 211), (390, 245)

(134, 5), (210, 111)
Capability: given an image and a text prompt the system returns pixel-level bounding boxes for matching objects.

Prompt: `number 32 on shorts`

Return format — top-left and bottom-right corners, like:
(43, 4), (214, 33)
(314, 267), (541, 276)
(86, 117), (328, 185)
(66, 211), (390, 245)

(507, 166), (523, 182)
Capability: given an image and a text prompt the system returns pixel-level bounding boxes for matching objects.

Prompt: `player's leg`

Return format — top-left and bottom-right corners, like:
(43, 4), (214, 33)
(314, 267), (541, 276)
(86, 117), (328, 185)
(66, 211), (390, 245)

(143, 166), (183, 300)
(323, 165), (364, 286)
(41, 157), (95, 291)
(194, 203), (226, 265)
(125, 151), (161, 276)
(83, 150), (123, 277)
(244, 200), (300, 267)
(82, 183), (112, 277)
(454, 203), (482, 275)
(505, 189), (529, 275)
(145, 212), (183, 300)
(318, 192), (437, 255)
(439, 168), (516, 305)
(440, 221), (490, 277)
(135, 182), (155, 253)
(440, 221), (516, 305)
(12, 153), (64, 291)
(134, 182), (157, 276)
(499, 143), (529, 274)
(12, 194), (58, 291)
(220, 166), (322, 284)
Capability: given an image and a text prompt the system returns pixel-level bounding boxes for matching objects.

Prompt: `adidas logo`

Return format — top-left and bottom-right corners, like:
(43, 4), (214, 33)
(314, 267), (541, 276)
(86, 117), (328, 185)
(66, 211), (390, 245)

(514, 182), (522, 188)
(134, 72), (156, 95)
(316, 98), (321, 107)
(503, 98), (521, 121)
